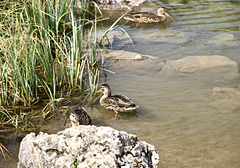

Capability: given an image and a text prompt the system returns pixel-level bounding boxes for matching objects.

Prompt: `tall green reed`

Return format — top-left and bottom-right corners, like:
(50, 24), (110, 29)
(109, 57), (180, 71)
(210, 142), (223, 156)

(0, 0), (102, 108)
(0, 0), (131, 133)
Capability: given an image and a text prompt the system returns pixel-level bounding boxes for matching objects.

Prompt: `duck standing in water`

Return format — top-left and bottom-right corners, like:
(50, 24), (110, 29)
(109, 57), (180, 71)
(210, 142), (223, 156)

(124, 7), (173, 26)
(96, 84), (139, 119)
(64, 107), (92, 129)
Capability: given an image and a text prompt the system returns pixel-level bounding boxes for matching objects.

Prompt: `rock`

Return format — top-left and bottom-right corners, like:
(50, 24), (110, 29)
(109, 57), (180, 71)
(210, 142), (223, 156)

(103, 49), (158, 60)
(145, 31), (193, 44)
(77, 0), (147, 10)
(211, 87), (240, 111)
(97, 30), (131, 50)
(208, 33), (239, 47)
(160, 55), (239, 77)
(102, 50), (165, 73)
(95, 0), (146, 10)
(211, 87), (240, 101)
(18, 126), (159, 168)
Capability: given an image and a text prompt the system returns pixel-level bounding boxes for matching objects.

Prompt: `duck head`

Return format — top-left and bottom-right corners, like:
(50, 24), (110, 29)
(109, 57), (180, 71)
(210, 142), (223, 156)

(157, 7), (173, 18)
(96, 84), (111, 97)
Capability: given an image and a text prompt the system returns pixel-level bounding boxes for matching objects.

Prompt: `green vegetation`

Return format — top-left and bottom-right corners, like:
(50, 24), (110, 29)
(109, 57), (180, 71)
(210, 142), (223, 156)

(0, 0), (100, 107)
(0, 0), (128, 146)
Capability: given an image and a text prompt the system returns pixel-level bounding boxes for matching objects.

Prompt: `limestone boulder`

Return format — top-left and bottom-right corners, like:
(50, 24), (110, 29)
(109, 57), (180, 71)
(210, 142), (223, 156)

(18, 125), (159, 168)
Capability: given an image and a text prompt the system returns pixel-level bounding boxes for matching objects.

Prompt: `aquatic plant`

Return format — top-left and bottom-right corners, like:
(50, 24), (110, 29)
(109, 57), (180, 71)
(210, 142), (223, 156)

(0, 0), (134, 138)
(0, 0), (102, 107)
(0, 0), (130, 133)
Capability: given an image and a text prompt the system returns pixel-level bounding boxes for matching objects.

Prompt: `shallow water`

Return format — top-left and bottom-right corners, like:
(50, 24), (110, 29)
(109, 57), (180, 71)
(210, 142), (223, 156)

(1, 0), (240, 167)
(100, 0), (240, 61)
(91, 64), (240, 167)
(94, 0), (240, 167)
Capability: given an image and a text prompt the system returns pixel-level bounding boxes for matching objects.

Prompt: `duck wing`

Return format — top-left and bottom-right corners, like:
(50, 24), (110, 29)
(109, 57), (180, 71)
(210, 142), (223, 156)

(124, 12), (159, 23)
(101, 94), (139, 112)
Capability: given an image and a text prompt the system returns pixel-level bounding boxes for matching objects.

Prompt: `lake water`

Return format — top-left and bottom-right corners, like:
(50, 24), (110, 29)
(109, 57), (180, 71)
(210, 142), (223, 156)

(1, 0), (240, 167)
(93, 0), (240, 167)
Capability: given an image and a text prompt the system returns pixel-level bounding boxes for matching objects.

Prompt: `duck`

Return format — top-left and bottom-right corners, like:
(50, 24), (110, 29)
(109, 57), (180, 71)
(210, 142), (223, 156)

(96, 84), (139, 119)
(64, 107), (92, 129)
(124, 7), (172, 26)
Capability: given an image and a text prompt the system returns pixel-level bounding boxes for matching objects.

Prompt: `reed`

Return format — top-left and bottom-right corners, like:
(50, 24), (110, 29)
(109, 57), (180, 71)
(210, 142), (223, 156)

(0, 0), (100, 107)
(0, 0), (98, 132)
(0, 0), (130, 134)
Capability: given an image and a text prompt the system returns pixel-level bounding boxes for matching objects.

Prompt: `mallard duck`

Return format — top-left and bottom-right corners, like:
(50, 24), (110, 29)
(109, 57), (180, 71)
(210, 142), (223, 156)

(64, 107), (92, 129)
(96, 84), (139, 119)
(124, 7), (172, 25)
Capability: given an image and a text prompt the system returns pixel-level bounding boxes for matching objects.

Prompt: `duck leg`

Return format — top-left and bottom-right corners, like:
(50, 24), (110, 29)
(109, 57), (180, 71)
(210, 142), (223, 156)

(114, 111), (119, 120)
(136, 22), (140, 27)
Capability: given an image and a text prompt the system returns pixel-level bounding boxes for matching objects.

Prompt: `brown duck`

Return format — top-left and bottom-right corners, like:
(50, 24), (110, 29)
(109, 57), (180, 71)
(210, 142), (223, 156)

(96, 84), (139, 119)
(64, 107), (92, 129)
(124, 7), (172, 26)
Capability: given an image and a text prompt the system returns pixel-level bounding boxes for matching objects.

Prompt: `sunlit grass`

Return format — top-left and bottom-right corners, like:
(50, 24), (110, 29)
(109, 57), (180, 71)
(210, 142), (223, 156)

(0, 0), (101, 108)
(0, 0), (130, 136)
(0, 0), (101, 133)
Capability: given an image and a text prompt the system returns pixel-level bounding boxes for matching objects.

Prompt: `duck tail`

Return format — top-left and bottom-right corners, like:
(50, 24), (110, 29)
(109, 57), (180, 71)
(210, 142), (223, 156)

(123, 16), (134, 21)
(125, 105), (139, 111)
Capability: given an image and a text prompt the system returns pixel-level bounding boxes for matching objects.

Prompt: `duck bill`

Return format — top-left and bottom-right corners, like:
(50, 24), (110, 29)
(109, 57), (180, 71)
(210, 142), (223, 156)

(75, 120), (78, 126)
(96, 89), (102, 93)
(166, 12), (173, 18)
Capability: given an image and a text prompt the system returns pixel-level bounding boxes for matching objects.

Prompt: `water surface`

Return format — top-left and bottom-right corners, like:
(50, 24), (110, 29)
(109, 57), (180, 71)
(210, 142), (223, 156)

(94, 0), (240, 167)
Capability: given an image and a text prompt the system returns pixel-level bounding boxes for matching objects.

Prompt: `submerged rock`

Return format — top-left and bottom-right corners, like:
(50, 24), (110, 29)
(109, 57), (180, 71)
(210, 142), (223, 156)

(211, 87), (240, 111)
(160, 55), (239, 79)
(102, 49), (165, 73)
(208, 33), (239, 47)
(18, 126), (159, 168)
(212, 87), (240, 101)
(104, 49), (158, 60)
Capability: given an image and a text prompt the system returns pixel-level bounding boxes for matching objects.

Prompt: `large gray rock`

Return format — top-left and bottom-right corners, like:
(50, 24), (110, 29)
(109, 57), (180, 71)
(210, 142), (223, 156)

(18, 126), (159, 168)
